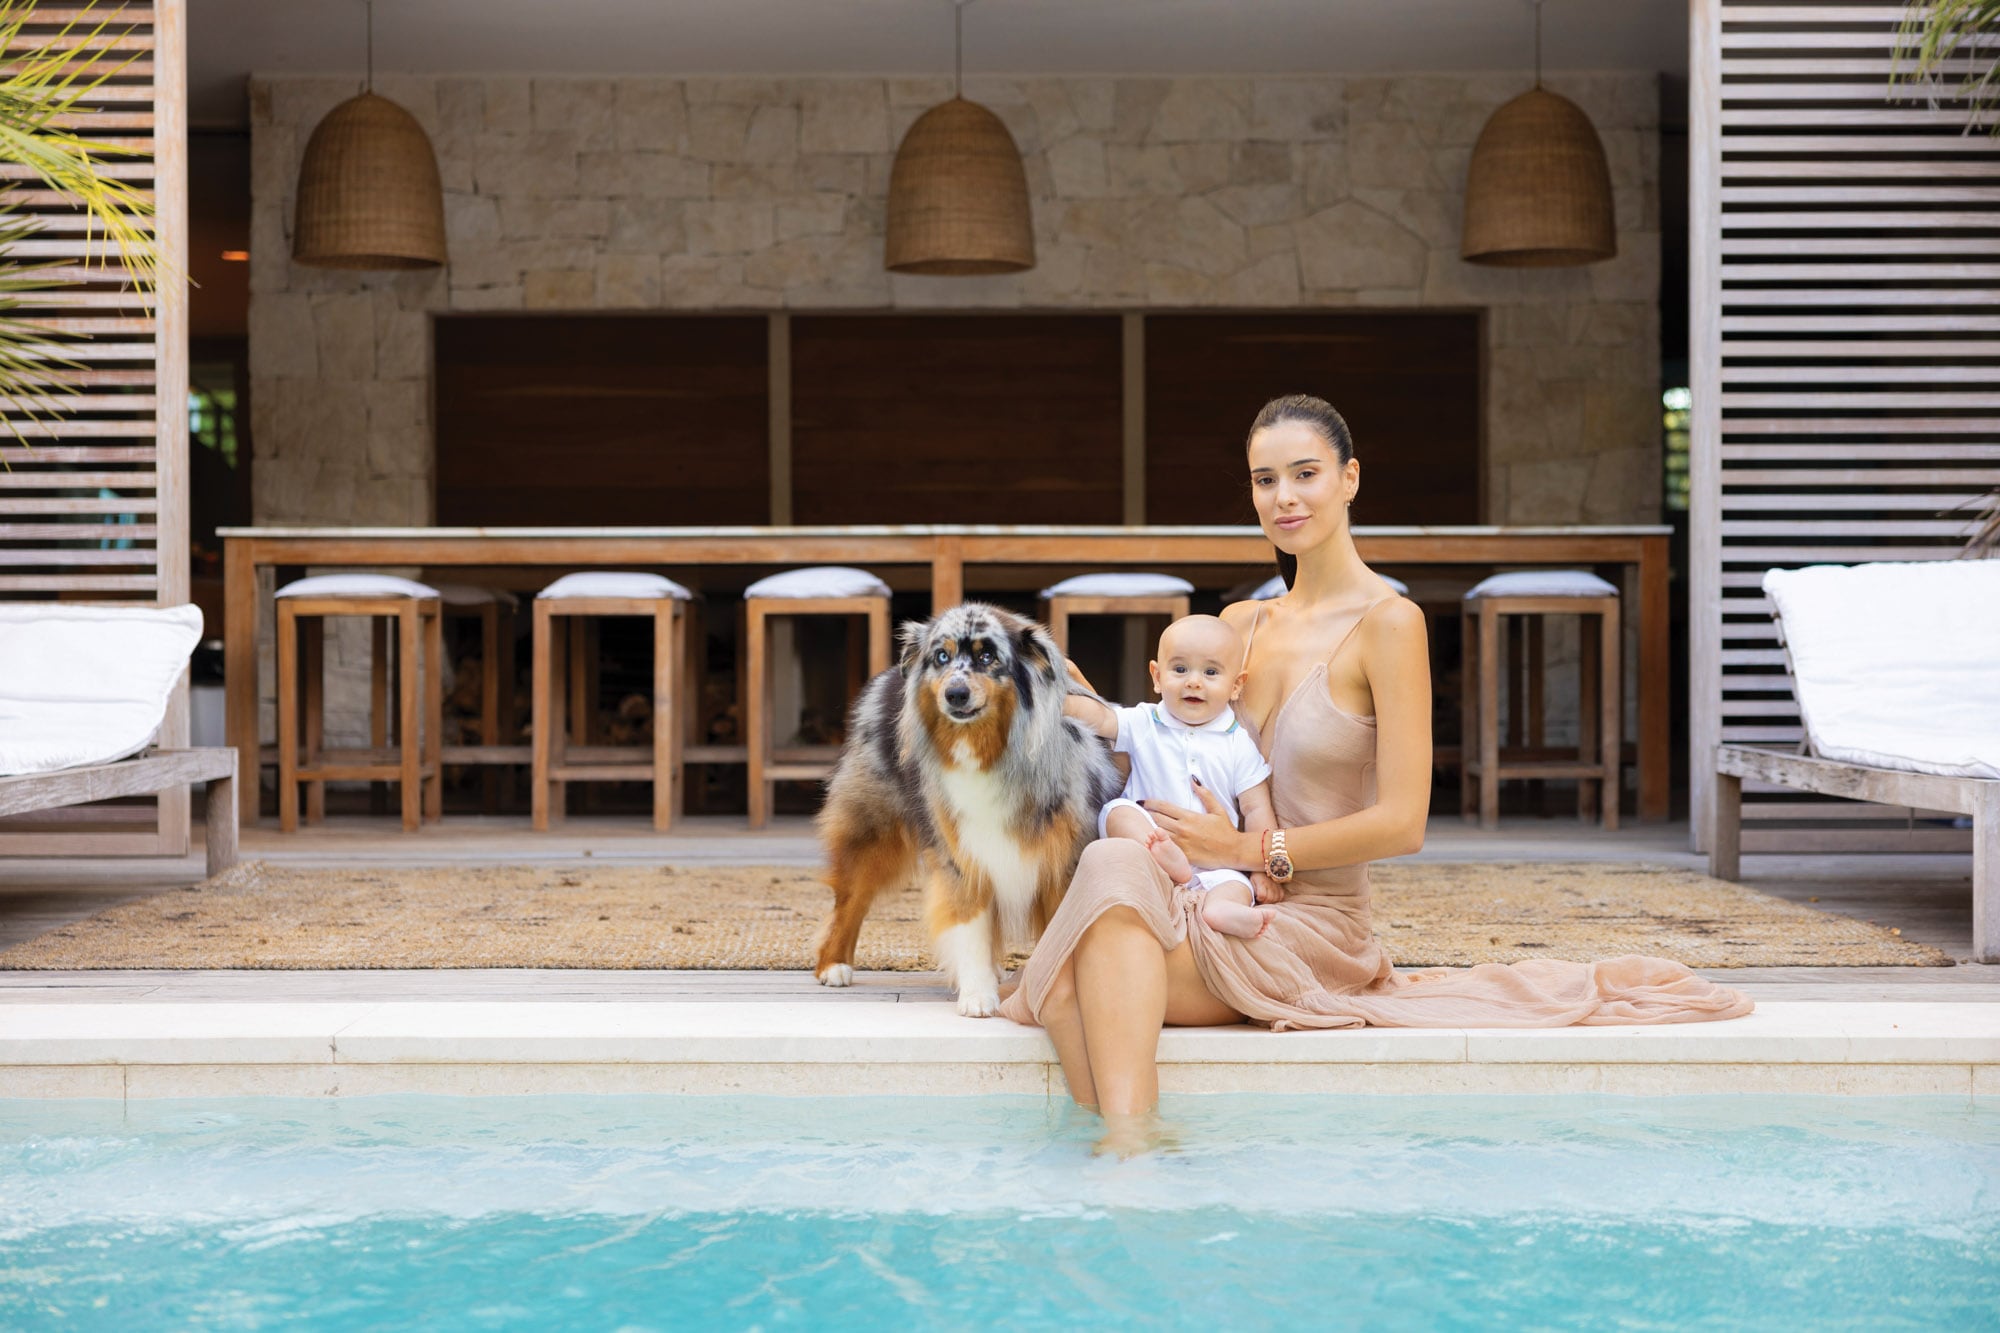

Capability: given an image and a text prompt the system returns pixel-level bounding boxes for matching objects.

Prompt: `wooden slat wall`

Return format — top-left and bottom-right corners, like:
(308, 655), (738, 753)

(1692, 0), (1996, 852)
(0, 2), (189, 855)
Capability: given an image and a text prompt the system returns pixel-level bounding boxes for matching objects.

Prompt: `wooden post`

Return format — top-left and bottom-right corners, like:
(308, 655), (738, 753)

(1710, 766), (1741, 882)
(769, 313), (792, 525)
(224, 537), (258, 823)
(1974, 782), (1998, 964)
(1688, 0), (1723, 850)
(153, 0), (191, 854)
(1121, 312), (1145, 525)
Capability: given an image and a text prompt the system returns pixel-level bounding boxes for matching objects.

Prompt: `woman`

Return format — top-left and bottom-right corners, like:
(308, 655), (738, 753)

(999, 394), (1751, 1147)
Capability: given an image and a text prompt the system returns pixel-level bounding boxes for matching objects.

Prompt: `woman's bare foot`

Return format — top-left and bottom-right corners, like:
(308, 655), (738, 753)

(1141, 827), (1194, 887)
(1093, 1109), (1177, 1159)
(1202, 899), (1277, 939)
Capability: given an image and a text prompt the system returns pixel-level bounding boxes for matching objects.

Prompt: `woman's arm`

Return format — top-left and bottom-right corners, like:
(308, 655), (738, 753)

(1146, 599), (1432, 871)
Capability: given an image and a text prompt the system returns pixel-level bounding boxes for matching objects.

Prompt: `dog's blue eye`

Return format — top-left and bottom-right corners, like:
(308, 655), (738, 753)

(933, 648), (951, 666)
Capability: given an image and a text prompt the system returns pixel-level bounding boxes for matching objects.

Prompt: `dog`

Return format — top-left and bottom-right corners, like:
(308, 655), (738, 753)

(813, 603), (1124, 1016)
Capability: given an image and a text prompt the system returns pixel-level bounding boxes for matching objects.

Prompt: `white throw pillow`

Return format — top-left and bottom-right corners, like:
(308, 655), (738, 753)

(1764, 561), (2000, 780)
(1464, 570), (1617, 599)
(537, 572), (692, 601)
(0, 603), (204, 776)
(744, 567), (890, 599)
(1040, 572), (1195, 598)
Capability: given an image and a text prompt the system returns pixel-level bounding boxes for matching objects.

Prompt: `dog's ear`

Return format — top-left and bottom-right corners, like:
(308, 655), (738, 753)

(1008, 617), (1060, 709)
(897, 619), (929, 673)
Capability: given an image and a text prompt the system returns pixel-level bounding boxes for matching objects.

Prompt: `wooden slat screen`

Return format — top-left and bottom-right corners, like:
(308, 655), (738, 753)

(0, 2), (189, 855)
(1692, 0), (1997, 851)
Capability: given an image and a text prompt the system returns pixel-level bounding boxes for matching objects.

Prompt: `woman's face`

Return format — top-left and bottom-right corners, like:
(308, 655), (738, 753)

(1247, 419), (1360, 554)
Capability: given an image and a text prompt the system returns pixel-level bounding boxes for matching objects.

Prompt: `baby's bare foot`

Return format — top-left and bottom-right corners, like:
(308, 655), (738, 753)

(1142, 828), (1194, 887)
(1203, 899), (1277, 940)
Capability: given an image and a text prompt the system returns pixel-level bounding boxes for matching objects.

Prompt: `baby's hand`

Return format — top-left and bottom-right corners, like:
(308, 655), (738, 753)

(1250, 871), (1286, 906)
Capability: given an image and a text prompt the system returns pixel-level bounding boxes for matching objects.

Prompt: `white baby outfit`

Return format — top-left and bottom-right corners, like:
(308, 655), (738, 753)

(1099, 702), (1272, 893)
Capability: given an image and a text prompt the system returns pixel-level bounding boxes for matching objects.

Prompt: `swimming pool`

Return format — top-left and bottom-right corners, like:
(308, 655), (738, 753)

(2, 1094), (1995, 1330)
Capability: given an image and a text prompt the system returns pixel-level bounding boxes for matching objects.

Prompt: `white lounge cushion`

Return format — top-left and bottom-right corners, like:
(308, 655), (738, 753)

(0, 603), (204, 777)
(276, 573), (437, 599)
(1465, 570), (1617, 599)
(1764, 561), (2000, 781)
(537, 572), (692, 601)
(1041, 572), (1195, 599)
(1251, 573), (1408, 600)
(434, 582), (520, 609)
(744, 567), (890, 599)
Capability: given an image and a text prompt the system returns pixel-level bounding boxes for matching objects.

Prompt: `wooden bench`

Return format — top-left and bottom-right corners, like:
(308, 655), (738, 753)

(0, 749), (239, 878)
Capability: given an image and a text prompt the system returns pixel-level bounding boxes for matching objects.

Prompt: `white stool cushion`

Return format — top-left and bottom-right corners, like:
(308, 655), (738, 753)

(435, 582), (520, 609)
(1764, 561), (2000, 781)
(537, 572), (692, 601)
(276, 573), (437, 599)
(1040, 572), (1196, 599)
(0, 603), (204, 776)
(1250, 573), (1407, 600)
(744, 567), (890, 599)
(1465, 570), (1617, 600)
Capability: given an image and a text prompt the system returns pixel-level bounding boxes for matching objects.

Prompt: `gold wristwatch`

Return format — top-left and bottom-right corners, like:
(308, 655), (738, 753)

(1262, 828), (1294, 883)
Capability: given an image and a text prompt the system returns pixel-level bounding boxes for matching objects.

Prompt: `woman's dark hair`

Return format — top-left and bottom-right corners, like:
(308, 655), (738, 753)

(1246, 394), (1354, 590)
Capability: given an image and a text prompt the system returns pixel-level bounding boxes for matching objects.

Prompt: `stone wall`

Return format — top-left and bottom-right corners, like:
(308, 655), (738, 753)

(249, 71), (1661, 529)
(247, 71), (1660, 749)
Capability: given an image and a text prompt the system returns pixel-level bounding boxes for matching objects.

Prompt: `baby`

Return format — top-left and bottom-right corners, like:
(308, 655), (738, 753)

(1065, 615), (1277, 939)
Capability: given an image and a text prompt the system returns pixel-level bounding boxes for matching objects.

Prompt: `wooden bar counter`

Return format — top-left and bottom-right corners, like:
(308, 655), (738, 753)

(222, 524), (1672, 824)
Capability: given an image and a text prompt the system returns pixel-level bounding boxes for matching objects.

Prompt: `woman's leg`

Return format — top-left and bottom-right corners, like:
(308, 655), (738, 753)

(1038, 958), (1097, 1109)
(1072, 906), (1240, 1116)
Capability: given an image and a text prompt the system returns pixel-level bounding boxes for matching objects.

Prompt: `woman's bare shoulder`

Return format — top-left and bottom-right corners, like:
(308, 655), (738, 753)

(1219, 599), (1265, 633)
(1359, 596), (1428, 659)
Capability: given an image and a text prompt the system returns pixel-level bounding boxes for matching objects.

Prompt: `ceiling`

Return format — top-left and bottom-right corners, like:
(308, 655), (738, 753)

(188, 0), (1689, 130)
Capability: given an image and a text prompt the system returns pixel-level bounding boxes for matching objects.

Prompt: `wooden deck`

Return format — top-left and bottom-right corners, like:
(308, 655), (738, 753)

(2, 815), (1992, 1004)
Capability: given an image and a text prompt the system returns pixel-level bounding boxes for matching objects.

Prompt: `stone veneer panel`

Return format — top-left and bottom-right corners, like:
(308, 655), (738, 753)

(248, 72), (1659, 744)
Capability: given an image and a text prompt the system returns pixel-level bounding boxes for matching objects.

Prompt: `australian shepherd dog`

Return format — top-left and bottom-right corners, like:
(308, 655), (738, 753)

(813, 603), (1123, 1016)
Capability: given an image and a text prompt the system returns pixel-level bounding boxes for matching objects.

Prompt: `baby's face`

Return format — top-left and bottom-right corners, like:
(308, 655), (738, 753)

(1149, 618), (1246, 726)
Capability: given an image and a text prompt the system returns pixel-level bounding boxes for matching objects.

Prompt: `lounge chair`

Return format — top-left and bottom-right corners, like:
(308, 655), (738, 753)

(1709, 561), (2000, 962)
(0, 604), (238, 876)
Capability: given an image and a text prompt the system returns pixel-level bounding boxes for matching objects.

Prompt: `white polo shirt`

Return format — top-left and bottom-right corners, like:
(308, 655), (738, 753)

(1111, 702), (1272, 829)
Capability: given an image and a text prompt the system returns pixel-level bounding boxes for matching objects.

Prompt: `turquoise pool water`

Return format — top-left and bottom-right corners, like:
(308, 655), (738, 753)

(1, 1095), (1996, 1330)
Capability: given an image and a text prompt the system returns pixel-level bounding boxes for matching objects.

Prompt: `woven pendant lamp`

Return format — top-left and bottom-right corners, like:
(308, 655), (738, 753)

(884, 1), (1034, 275)
(292, 4), (447, 270)
(1460, 2), (1615, 268)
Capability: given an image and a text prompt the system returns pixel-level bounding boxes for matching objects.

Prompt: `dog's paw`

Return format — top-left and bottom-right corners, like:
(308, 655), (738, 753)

(817, 963), (855, 988)
(957, 990), (1003, 1018)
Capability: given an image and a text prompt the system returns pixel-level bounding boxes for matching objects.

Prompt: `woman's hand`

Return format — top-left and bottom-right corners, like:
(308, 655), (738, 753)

(1142, 779), (1257, 871)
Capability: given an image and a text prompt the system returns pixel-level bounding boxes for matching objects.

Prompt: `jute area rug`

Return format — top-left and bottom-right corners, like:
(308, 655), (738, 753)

(0, 861), (1946, 970)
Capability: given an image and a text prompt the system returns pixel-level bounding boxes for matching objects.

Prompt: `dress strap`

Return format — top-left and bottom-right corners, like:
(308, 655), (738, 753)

(1242, 603), (1267, 672)
(1324, 597), (1391, 668)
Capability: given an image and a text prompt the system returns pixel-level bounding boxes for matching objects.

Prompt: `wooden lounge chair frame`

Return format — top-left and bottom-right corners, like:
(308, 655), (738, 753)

(0, 748), (240, 879)
(1710, 601), (1998, 963)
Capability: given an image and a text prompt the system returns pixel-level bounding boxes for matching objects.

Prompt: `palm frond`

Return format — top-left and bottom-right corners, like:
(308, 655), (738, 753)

(1891, 0), (2000, 131)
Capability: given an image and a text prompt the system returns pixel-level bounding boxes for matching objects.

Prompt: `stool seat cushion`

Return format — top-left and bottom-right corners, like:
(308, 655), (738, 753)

(0, 603), (204, 776)
(744, 567), (890, 599)
(537, 572), (692, 601)
(1041, 572), (1195, 599)
(1465, 570), (1617, 600)
(276, 573), (438, 600)
(435, 582), (521, 609)
(1251, 573), (1407, 600)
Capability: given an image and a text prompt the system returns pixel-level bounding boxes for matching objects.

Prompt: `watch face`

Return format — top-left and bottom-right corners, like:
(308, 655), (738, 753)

(1269, 850), (1294, 881)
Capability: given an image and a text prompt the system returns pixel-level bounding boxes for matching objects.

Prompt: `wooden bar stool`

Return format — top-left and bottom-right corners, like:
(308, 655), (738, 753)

(531, 572), (692, 832)
(274, 573), (442, 834)
(1042, 572), (1193, 702)
(743, 566), (892, 829)
(1460, 570), (1621, 831)
(435, 583), (522, 812)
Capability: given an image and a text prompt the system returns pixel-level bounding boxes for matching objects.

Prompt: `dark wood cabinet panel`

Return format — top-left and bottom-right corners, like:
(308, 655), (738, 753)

(1145, 313), (1482, 525)
(435, 316), (770, 527)
(789, 314), (1124, 525)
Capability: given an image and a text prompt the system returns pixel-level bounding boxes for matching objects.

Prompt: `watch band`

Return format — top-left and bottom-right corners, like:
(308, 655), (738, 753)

(1263, 827), (1294, 882)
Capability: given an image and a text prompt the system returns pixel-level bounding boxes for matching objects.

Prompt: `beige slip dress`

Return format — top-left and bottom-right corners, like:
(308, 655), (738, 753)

(1001, 599), (1754, 1030)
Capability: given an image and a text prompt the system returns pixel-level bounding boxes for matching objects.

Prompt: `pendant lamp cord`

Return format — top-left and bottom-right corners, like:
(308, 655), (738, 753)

(956, 0), (972, 100)
(1532, 0), (1542, 89)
